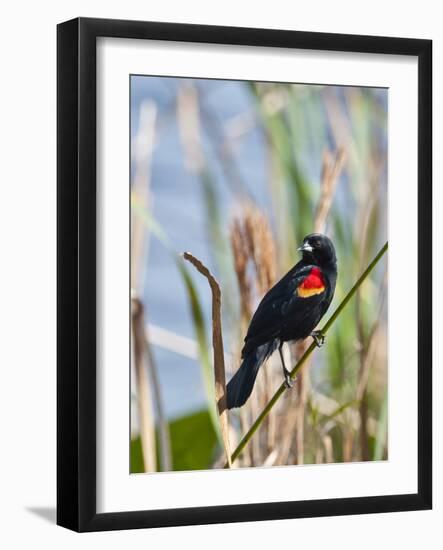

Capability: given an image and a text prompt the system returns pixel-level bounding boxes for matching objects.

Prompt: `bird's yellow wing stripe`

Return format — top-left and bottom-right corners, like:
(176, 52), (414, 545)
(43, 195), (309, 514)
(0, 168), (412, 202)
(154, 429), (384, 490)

(297, 285), (325, 298)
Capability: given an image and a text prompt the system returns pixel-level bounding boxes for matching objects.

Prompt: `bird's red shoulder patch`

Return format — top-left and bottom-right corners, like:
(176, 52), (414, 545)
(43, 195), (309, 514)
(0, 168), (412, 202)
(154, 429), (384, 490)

(297, 267), (326, 298)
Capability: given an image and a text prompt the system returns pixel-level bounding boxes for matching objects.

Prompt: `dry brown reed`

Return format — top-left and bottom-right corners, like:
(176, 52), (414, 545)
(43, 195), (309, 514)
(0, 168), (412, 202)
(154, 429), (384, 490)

(230, 219), (253, 324)
(177, 84), (204, 174)
(243, 205), (277, 294)
(315, 148), (347, 233)
(131, 100), (171, 472)
(182, 252), (232, 467)
(294, 147), (346, 464)
(229, 204), (278, 465)
(131, 297), (157, 472)
(352, 137), (386, 461)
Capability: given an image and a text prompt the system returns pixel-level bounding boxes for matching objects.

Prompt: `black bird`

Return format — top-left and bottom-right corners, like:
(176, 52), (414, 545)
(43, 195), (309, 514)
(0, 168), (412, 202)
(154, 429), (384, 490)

(226, 233), (337, 409)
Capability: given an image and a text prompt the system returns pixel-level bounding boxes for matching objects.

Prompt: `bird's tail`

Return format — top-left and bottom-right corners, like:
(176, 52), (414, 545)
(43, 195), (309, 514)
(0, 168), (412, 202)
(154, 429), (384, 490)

(226, 340), (278, 409)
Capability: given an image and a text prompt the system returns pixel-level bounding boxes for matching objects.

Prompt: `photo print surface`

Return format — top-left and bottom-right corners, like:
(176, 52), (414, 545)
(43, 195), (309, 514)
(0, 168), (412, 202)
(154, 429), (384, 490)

(130, 75), (388, 474)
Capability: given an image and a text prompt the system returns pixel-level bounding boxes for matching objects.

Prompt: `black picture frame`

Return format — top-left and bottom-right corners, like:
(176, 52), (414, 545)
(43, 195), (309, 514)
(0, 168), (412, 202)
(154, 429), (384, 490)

(57, 17), (432, 532)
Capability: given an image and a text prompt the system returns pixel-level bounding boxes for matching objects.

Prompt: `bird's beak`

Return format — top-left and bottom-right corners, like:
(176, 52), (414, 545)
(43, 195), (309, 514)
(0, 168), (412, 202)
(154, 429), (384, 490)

(298, 242), (313, 253)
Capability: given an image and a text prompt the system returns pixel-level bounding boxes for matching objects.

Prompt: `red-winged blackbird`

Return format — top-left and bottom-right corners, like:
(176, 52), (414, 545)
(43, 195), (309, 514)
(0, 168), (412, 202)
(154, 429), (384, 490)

(226, 233), (337, 409)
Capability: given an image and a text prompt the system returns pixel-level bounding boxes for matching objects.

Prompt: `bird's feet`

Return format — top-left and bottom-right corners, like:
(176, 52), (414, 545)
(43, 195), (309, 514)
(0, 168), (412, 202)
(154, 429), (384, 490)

(311, 330), (325, 348)
(283, 368), (294, 389)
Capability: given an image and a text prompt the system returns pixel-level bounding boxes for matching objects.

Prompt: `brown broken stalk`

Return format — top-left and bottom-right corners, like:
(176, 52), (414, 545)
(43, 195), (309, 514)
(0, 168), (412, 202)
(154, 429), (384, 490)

(182, 252), (232, 467)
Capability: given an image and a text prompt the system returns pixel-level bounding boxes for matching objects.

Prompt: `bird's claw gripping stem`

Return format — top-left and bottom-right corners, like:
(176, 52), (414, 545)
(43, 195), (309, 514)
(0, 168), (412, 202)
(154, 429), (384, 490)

(311, 330), (325, 348)
(283, 369), (294, 389)
(279, 343), (294, 389)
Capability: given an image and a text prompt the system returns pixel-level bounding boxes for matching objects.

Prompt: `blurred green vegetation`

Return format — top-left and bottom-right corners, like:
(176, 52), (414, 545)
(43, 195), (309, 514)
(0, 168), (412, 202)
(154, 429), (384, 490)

(131, 410), (218, 473)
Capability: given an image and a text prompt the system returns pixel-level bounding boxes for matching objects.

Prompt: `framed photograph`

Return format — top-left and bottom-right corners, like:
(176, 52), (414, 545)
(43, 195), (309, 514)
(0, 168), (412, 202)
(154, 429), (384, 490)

(57, 17), (432, 532)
